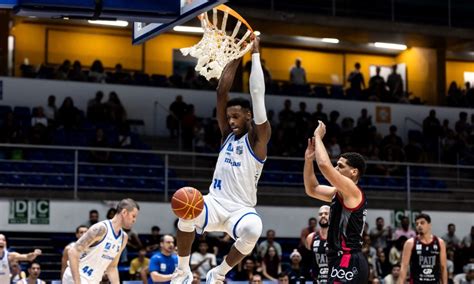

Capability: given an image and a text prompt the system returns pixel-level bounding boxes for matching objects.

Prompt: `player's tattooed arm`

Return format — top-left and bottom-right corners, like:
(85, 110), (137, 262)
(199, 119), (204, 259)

(68, 223), (107, 282)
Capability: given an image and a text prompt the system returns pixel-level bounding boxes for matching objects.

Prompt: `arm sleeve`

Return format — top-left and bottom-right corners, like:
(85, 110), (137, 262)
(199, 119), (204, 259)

(249, 53), (267, 125)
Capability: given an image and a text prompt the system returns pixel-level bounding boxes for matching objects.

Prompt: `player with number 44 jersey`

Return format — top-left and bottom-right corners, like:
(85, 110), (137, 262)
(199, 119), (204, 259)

(62, 199), (139, 284)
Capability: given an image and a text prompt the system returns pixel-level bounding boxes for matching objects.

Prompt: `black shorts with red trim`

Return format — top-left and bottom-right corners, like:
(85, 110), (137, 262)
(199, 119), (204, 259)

(327, 251), (368, 284)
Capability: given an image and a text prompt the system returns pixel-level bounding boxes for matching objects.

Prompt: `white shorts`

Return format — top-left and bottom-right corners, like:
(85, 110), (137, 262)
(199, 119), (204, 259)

(62, 267), (94, 284)
(193, 195), (261, 240)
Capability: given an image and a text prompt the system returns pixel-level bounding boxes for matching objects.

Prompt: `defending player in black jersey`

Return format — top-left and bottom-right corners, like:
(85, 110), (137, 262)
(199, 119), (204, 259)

(304, 121), (368, 283)
(399, 213), (447, 284)
(306, 205), (330, 284)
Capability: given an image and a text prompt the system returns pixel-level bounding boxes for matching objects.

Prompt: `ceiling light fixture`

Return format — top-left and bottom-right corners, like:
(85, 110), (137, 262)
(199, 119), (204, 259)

(373, 42), (407, 50)
(88, 20), (129, 27)
(173, 25), (204, 33)
(321, 38), (339, 44)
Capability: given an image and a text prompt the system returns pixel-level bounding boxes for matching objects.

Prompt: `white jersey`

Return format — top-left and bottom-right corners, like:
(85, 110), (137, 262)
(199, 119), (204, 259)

(75, 220), (124, 283)
(209, 133), (265, 210)
(0, 250), (10, 283)
(21, 279), (42, 284)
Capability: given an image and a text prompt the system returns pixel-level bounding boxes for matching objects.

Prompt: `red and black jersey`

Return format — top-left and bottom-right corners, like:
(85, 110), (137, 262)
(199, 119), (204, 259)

(409, 236), (441, 284)
(328, 189), (367, 254)
(311, 233), (329, 283)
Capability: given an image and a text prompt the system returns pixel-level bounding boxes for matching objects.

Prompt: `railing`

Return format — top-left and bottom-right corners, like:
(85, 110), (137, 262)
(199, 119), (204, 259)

(0, 143), (473, 211)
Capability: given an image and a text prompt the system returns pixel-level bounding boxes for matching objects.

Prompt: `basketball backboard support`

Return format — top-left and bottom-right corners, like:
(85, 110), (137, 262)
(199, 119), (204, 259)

(132, 0), (227, 45)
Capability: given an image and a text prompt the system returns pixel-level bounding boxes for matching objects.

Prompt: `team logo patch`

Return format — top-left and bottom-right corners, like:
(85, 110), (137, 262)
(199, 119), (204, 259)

(105, 242), (111, 250)
(226, 143), (233, 152)
(416, 244), (422, 250)
(433, 244), (438, 250)
(236, 145), (243, 155)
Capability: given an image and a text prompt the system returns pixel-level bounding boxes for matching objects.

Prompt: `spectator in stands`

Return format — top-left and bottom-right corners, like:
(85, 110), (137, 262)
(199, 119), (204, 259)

(90, 128), (110, 163)
(125, 227), (143, 252)
(145, 226), (162, 253)
(368, 66), (386, 101)
(393, 216), (416, 240)
(300, 217), (317, 247)
(10, 260), (26, 282)
(89, 59), (107, 83)
(235, 257), (258, 281)
(279, 99), (297, 155)
(447, 81), (462, 107)
(105, 91), (127, 125)
(374, 249), (391, 279)
(387, 64), (403, 101)
(370, 217), (392, 250)
(61, 225), (88, 278)
(87, 91), (105, 123)
(325, 110), (341, 142)
(250, 273), (263, 283)
(327, 136), (341, 159)
(442, 223), (461, 250)
(289, 58), (307, 86)
(31, 106), (48, 127)
(311, 103), (328, 125)
(0, 112), (20, 143)
(462, 226), (473, 248)
(258, 229), (282, 259)
(447, 249), (455, 281)
(17, 262), (45, 284)
(44, 95), (57, 128)
(404, 135), (425, 163)
(57, 97), (80, 130)
(347, 62), (366, 98)
(167, 95), (188, 138)
(129, 248), (150, 280)
(83, 209), (99, 227)
(467, 82), (474, 107)
(381, 125), (403, 150)
(190, 271), (201, 284)
(423, 109), (441, 158)
(191, 240), (217, 281)
(455, 112), (469, 135)
(287, 249), (307, 283)
(383, 263), (401, 284)
(295, 101), (311, 144)
(30, 107), (49, 145)
(146, 234), (178, 284)
(106, 208), (117, 219)
(68, 60), (87, 81)
(261, 59), (272, 89)
(56, 59), (71, 80)
(277, 272), (290, 284)
(389, 236), (407, 266)
(363, 234), (378, 269)
(182, 104), (197, 150)
(453, 263), (474, 284)
(261, 246), (281, 281)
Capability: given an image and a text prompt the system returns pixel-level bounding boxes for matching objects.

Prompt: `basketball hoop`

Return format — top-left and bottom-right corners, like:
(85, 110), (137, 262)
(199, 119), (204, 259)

(180, 5), (254, 80)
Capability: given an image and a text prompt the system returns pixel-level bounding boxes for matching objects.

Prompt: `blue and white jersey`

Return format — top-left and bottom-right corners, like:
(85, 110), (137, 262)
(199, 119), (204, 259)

(209, 133), (265, 211)
(76, 220), (124, 283)
(0, 250), (10, 283)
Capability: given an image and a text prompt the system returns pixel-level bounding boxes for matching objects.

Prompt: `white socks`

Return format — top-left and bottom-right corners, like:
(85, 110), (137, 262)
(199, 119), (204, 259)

(178, 256), (190, 271)
(215, 258), (233, 276)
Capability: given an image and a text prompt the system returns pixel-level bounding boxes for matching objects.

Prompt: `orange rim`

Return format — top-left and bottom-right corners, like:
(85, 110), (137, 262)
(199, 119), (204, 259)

(198, 4), (253, 32)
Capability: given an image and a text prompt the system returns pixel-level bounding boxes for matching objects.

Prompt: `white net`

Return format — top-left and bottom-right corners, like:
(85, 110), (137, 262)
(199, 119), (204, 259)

(180, 6), (253, 80)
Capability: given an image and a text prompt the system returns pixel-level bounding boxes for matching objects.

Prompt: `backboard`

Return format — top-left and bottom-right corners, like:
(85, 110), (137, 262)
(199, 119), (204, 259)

(132, 0), (227, 45)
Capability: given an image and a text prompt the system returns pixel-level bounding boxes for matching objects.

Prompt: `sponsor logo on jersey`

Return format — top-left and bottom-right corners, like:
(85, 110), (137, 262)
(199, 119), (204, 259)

(105, 242), (111, 250)
(416, 244), (422, 250)
(160, 263), (167, 271)
(224, 157), (241, 167)
(433, 244), (438, 251)
(101, 254), (115, 260)
(226, 143), (233, 152)
(330, 267), (358, 281)
(423, 268), (433, 275)
(236, 145), (243, 155)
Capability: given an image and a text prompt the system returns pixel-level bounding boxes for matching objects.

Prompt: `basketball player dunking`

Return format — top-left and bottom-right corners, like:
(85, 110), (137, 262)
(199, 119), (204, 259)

(62, 199), (139, 284)
(304, 122), (368, 283)
(172, 37), (271, 284)
(306, 206), (330, 284)
(399, 213), (447, 284)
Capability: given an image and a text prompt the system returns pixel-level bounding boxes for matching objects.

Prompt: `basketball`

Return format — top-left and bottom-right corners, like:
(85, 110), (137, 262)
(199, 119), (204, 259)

(171, 187), (204, 220)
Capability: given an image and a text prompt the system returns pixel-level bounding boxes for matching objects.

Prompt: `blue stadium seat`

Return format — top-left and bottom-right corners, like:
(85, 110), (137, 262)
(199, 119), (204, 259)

(13, 106), (31, 118)
(27, 175), (44, 185)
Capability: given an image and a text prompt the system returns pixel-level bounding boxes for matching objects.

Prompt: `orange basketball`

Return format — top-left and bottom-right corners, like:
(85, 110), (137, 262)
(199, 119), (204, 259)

(171, 187), (204, 220)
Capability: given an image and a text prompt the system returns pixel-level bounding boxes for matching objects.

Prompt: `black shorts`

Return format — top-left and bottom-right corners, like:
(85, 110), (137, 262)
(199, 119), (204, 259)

(327, 251), (368, 284)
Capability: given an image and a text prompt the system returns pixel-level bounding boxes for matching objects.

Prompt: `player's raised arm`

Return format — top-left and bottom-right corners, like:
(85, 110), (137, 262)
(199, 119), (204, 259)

(8, 249), (42, 262)
(216, 58), (241, 139)
(248, 37), (271, 160)
(304, 137), (336, 202)
(313, 121), (361, 203)
(68, 222), (107, 283)
(398, 238), (414, 284)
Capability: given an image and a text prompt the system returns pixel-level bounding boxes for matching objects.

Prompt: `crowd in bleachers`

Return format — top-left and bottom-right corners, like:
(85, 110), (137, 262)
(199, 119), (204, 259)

(18, 58), (474, 108)
(168, 96), (474, 166)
